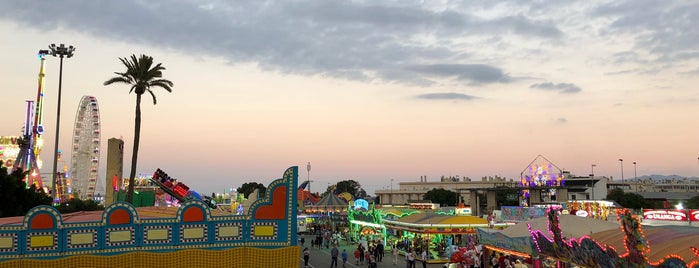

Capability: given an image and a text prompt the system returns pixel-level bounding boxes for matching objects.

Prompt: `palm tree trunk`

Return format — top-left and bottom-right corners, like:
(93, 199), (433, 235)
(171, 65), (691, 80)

(127, 93), (142, 203)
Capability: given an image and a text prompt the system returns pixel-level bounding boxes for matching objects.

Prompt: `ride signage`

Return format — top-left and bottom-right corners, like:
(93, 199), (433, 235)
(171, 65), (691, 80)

(691, 210), (699, 221)
(642, 209), (688, 221)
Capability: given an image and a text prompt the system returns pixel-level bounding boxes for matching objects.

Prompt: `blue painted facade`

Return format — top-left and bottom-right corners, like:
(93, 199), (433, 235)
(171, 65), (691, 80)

(0, 166), (298, 261)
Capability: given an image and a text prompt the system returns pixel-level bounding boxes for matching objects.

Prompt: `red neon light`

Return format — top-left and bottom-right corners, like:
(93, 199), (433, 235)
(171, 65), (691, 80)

(642, 209), (688, 221)
(690, 210), (699, 222)
(172, 183), (189, 197)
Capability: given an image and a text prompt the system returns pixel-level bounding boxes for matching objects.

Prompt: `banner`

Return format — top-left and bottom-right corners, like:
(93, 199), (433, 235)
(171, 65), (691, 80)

(690, 210), (699, 222)
(642, 209), (687, 221)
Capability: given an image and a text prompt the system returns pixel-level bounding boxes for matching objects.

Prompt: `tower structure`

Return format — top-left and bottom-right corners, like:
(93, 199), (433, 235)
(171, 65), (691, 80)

(13, 101), (42, 188)
(104, 138), (124, 206)
(12, 50), (50, 189)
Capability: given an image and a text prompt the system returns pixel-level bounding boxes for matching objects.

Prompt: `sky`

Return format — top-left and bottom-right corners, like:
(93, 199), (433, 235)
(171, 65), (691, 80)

(0, 0), (698, 196)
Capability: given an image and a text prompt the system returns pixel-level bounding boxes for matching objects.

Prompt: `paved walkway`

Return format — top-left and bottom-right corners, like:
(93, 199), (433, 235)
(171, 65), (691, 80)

(298, 234), (449, 268)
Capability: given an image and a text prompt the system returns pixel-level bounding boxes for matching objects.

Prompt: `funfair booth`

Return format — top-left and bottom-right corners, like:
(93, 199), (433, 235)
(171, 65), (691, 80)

(478, 212), (620, 267)
(383, 210), (491, 261)
(529, 208), (699, 268)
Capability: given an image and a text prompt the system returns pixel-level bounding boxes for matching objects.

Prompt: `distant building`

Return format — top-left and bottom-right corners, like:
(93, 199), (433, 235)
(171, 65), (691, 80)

(377, 173), (699, 212)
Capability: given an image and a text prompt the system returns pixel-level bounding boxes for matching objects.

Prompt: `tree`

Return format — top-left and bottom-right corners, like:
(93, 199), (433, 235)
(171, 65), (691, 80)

(104, 54), (174, 204)
(237, 182), (266, 198)
(687, 194), (699, 209)
(0, 161), (51, 217)
(56, 198), (104, 214)
(605, 188), (651, 209)
(332, 180), (364, 197)
(606, 188), (625, 204)
(423, 188), (457, 206)
(494, 186), (520, 207)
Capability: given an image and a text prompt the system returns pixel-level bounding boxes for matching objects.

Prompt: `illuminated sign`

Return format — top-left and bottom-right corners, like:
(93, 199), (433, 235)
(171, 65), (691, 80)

(0, 136), (20, 168)
(520, 163), (564, 188)
(409, 203), (436, 210)
(691, 210), (699, 221)
(455, 206), (472, 215)
(354, 199), (369, 211)
(643, 209), (687, 221)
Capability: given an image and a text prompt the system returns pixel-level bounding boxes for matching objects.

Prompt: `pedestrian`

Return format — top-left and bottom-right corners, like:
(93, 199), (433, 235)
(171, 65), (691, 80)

(301, 237), (305, 246)
(407, 250), (416, 268)
(365, 250), (371, 267)
(331, 245), (339, 268)
(359, 244), (365, 264)
(342, 249), (348, 268)
(376, 240), (384, 262)
(405, 249), (410, 268)
(392, 245), (398, 265)
(303, 247), (310, 268)
(421, 249), (427, 268)
(354, 248), (361, 265)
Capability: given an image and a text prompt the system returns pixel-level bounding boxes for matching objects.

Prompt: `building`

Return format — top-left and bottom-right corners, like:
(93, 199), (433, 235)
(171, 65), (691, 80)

(377, 173), (699, 214)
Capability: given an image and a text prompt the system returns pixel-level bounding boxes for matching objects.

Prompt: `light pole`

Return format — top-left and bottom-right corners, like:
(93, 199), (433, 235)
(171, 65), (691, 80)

(618, 158), (624, 186)
(590, 164), (596, 200)
(48, 43), (75, 203)
(633, 161), (637, 192)
(390, 178), (394, 205)
(306, 162), (311, 194)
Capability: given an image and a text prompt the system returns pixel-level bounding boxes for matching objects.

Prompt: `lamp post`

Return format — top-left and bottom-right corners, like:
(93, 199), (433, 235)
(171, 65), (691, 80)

(306, 162), (311, 194)
(633, 161), (637, 192)
(590, 164), (596, 200)
(48, 43), (75, 203)
(618, 158), (624, 187)
(390, 178), (394, 205)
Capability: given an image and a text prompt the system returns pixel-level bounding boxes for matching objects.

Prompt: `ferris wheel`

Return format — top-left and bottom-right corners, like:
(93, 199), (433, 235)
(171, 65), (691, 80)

(69, 95), (101, 200)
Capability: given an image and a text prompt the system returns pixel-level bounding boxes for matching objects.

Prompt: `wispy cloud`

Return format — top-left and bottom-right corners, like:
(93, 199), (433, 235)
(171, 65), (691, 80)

(407, 64), (511, 84)
(530, 82), (581, 94)
(415, 92), (477, 100)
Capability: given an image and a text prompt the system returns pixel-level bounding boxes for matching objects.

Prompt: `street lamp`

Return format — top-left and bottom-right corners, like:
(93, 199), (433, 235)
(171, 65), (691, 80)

(618, 158), (624, 186)
(306, 162), (311, 194)
(390, 178), (394, 205)
(633, 161), (637, 191)
(590, 164), (596, 200)
(48, 43), (75, 203)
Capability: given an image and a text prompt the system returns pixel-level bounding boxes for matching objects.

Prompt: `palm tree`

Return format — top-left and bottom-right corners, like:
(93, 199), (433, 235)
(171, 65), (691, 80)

(104, 54), (173, 203)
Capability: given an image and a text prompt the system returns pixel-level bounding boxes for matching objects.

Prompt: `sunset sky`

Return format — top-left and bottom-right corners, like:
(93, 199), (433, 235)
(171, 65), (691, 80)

(1, 1), (698, 196)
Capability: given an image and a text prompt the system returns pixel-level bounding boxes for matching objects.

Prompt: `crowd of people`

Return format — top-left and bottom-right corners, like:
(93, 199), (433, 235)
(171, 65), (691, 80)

(300, 226), (534, 268)
(352, 238), (385, 268)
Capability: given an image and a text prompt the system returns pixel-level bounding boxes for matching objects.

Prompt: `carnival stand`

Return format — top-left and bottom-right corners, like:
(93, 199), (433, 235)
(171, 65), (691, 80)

(305, 193), (349, 234)
(479, 213), (619, 267)
(529, 208), (699, 268)
(383, 210), (490, 262)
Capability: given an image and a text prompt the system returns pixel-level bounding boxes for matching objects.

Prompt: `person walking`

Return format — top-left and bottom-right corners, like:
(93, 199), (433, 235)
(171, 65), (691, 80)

(407, 250), (415, 268)
(359, 244), (365, 265)
(331, 245), (339, 268)
(354, 248), (361, 265)
(341, 249), (348, 268)
(420, 249), (427, 268)
(365, 250), (371, 267)
(392, 245), (398, 265)
(376, 240), (384, 262)
(303, 247), (310, 268)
